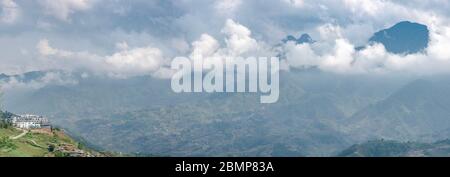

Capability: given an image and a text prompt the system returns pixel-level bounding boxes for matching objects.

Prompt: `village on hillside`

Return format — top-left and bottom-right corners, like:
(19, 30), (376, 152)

(9, 114), (52, 130)
(1, 113), (97, 157)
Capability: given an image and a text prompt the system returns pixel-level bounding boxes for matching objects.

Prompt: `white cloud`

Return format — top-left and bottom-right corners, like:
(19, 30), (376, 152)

(343, 0), (384, 16)
(0, 0), (20, 24)
(37, 39), (64, 56)
(221, 19), (259, 56)
(284, 42), (318, 68)
(317, 23), (343, 41)
(319, 39), (355, 73)
(4, 0), (450, 77)
(283, 0), (305, 8)
(190, 34), (220, 58)
(106, 46), (164, 77)
(188, 19), (266, 61)
(38, 0), (94, 21)
(36, 39), (170, 78)
(0, 71), (78, 91)
(283, 20), (450, 75)
(215, 0), (242, 14)
(33, 19), (266, 77)
(428, 25), (450, 61)
(182, 18), (279, 76)
(352, 43), (388, 73)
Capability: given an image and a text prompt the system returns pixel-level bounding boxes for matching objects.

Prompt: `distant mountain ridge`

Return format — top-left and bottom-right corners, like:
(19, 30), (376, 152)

(347, 78), (450, 142)
(0, 71), (49, 83)
(338, 139), (450, 157)
(284, 21), (429, 55)
(2, 70), (414, 156)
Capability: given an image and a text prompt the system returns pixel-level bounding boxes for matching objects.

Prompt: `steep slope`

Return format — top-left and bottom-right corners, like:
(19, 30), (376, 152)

(0, 127), (99, 157)
(347, 79), (450, 141)
(69, 90), (351, 156)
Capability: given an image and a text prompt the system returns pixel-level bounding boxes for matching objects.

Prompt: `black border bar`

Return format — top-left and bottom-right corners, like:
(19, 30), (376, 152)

(1, 157), (449, 176)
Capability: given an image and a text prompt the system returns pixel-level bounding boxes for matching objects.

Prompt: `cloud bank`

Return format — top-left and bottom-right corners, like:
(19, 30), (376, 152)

(1, 0), (450, 81)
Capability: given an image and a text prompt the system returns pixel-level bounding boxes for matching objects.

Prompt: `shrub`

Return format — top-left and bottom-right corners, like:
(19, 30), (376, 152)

(0, 137), (17, 150)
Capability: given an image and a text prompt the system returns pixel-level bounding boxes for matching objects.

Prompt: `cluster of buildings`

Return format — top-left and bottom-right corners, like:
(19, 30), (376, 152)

(9, 114), (51, 129)
(56, 143), (94, 157)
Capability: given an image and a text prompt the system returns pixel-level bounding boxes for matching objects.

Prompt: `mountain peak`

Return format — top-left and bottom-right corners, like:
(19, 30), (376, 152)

(369, 21), (429, 54)
(298, 34), (314, 44)
(283, 33), (314, 44)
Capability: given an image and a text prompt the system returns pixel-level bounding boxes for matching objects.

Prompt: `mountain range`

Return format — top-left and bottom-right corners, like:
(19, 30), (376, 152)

(1, 21), (448, 157)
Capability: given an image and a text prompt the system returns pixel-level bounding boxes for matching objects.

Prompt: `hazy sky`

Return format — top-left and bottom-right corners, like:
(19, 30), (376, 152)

(1, 0), (450, 77)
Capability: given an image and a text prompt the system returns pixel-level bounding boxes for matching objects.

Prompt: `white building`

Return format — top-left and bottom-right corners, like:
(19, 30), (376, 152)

(10, 114), (50, 129)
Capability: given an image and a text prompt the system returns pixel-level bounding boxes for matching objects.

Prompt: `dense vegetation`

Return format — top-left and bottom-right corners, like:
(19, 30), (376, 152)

(0, 111), (13, 129)
(0, 136), (16, 150)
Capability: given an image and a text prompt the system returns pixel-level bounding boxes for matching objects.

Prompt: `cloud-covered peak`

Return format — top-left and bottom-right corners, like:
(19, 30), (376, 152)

(283, 34), (314, 44)
(1, 0), (450, 77)
(369, 21), (429, 54)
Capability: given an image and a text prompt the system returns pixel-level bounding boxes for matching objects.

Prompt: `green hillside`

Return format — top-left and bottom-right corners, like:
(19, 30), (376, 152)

(0, 126), (102, 157)
(1, 108), (100, 157)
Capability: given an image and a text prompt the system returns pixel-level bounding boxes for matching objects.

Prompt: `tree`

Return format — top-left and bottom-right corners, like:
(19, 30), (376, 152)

(0, 90), (14, 129)
(0, 90), (3, 113)
(48, 144), (55, 152)
(54, 151), (70, 157)
(0, 120), (10, 129)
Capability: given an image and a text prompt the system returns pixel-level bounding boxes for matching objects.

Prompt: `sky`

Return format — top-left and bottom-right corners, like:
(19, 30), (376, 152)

(1, 0), (450, 79)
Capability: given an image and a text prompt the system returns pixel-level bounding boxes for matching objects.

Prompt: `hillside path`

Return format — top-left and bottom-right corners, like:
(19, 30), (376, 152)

(10, 129), (28, 140)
